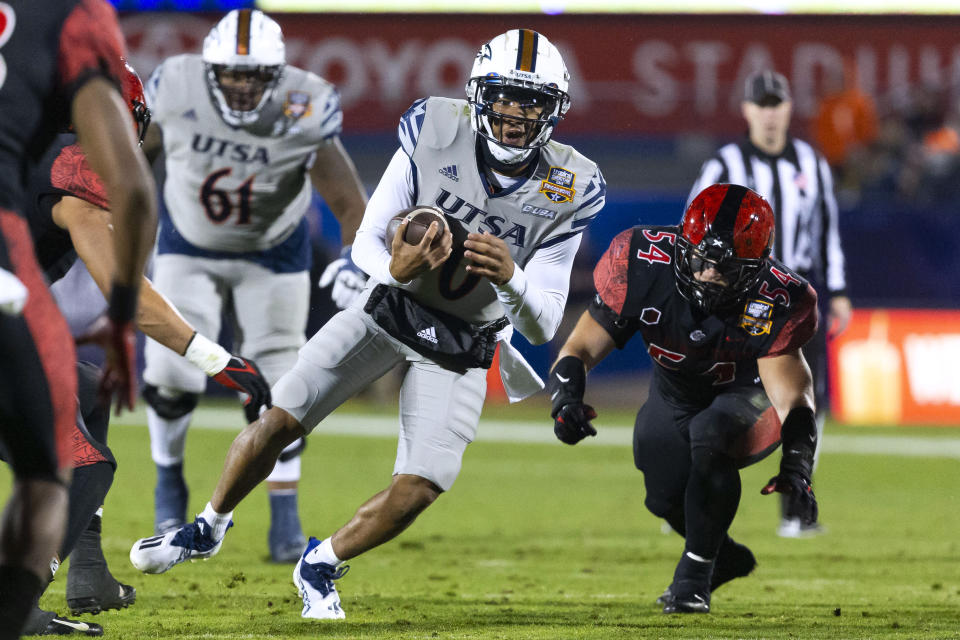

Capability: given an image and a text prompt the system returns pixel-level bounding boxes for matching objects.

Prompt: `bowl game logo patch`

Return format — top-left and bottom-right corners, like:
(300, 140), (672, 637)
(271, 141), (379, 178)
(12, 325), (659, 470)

(740, 299), (773, 336)
(540, 166), (576, 203)
(283, 91), (312, 120)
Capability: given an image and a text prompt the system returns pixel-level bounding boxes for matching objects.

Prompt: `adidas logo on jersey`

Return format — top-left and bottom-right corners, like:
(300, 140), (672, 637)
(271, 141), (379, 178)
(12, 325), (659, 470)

(438, 165), (459, 182)
(416, 326), (438, 344)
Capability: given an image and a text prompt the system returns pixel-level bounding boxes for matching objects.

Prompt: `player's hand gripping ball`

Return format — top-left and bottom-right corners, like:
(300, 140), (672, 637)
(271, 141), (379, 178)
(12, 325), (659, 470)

(385, 205), (449, 251)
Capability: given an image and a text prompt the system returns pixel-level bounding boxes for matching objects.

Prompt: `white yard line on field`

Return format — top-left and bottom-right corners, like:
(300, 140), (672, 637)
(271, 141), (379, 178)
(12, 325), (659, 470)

(113, 406), (960, 459)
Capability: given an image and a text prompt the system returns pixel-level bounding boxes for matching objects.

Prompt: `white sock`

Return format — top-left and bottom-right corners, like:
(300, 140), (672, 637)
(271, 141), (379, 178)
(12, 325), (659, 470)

(305, 537), (341, 567)
(200, 502), (233, 541)
(266, 440), (302, 483)
(147, 406), (191, 467)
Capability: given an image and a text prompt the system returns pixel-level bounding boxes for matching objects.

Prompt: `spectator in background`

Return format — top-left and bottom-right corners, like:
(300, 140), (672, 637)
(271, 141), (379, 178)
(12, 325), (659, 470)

(812, 58), (878, 199)
(894, 87), (960, 206)
(688, 70), (850, 538)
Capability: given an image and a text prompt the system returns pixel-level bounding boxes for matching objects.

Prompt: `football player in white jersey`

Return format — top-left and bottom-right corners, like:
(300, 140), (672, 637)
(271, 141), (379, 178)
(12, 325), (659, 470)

(130, 29), (605, 620)
(139, 9), (368, 563)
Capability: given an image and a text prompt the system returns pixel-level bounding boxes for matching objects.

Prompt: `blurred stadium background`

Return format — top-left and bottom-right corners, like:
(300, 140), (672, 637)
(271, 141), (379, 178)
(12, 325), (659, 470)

(66, 1), (959, 429)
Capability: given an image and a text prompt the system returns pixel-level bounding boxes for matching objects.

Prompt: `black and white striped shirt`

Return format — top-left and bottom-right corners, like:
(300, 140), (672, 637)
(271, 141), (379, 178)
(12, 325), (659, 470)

(688, 136), (847, 296)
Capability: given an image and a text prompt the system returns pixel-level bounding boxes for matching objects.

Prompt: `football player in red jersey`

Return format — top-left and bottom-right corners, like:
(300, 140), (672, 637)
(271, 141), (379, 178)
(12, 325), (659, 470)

(0, 1), (156, 636)
(549, 184), (820, 614)
(19, 61), (271, 633)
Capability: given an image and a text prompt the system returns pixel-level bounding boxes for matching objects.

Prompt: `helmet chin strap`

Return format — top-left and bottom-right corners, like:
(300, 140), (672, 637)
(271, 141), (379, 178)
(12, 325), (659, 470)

(480, 138), (536, 175)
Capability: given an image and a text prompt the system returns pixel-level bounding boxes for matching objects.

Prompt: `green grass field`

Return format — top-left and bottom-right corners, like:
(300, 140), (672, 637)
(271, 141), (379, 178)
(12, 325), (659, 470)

(11, 399), (960, 639)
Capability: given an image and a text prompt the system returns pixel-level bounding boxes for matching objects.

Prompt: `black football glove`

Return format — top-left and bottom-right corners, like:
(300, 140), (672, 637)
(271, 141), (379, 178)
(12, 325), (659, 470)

(548, 355), (598, 446)
(761, 447), (818, 526)
(553, 402), (598, 445)
(212, 356), (272, 423)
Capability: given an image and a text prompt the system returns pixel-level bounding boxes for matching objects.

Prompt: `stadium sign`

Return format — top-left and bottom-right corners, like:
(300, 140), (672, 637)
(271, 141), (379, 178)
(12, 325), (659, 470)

(120, 13), (960, 136)
(830, 309), (960, 426)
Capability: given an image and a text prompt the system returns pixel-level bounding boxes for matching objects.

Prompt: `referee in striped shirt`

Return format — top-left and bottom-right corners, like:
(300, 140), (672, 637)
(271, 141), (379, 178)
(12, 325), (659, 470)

(688, 70), (852, 538)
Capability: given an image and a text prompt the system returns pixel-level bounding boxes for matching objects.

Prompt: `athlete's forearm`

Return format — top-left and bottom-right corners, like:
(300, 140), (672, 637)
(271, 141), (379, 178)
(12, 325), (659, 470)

(555, 311), (616, 371)
(134, 278), (196, 355)
(494, 267), (565, 345)
(353, 149), (414, 286)
(495, 234), (582, 345)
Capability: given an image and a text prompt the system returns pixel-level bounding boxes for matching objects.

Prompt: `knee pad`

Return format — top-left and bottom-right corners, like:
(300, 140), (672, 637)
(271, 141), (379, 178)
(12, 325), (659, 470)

(143, 385), (199, 420)
(278, 437), (306, 463)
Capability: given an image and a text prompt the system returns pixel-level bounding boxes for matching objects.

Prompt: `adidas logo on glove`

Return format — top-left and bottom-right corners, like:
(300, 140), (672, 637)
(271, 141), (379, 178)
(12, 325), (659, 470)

(416, 326), (438, 344)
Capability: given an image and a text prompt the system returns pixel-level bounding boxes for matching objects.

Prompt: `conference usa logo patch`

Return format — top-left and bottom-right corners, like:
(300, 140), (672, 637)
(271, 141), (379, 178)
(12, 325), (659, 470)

(520, 204), (557, 220)
(283, 91), (312, 119)
(739, 299), (773, 336)
(539, 166), (576, 204)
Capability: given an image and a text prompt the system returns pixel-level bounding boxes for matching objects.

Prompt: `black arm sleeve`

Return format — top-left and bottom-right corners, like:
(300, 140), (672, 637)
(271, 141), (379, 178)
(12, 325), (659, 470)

(779, 406), (817, 477)
(587, 295), (639, 350)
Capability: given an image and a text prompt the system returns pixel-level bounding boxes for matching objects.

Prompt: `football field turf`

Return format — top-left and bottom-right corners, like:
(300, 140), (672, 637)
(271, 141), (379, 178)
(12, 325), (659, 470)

(14, 400), (960, 639)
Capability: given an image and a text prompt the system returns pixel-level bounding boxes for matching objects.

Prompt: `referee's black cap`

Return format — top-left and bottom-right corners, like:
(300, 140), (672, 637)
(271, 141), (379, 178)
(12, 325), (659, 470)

(744, 70), (791, 105)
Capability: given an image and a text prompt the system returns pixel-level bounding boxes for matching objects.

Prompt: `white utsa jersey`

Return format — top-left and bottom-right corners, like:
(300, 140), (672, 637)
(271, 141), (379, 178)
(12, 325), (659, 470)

(145, 54), (343, 252)
(397, 97), (605, 324)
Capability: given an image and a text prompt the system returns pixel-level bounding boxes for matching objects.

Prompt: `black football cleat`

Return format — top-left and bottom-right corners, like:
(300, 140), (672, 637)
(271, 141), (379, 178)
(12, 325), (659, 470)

(67, 523), (137, 615)
(67, 576), (136, 616)
(660, 550), (713, 614)
(711, 539), (757, 591)
(662, 579), (711, 614)
(22, 607), (104, 636)
(657, 540), (755, 606)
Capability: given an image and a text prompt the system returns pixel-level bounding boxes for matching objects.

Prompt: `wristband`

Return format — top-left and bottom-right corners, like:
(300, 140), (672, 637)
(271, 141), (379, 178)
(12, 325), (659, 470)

(548, 355), (587, 417)
(780, 406), (817, 455)
(184, 332), (232, 377)
(107, 282), (138, 324)
(780, 406), (816, 475)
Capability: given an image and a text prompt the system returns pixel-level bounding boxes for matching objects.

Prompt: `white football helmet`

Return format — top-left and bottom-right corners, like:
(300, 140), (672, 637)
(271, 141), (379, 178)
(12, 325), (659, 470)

(465, 29), (570, 167)
(201, 9), (285, 127)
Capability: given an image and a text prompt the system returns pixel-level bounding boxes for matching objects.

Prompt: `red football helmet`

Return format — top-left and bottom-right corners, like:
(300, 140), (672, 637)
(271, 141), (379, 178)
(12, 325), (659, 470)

(674, 183), (774, 312)
(120, 60), (151, 145)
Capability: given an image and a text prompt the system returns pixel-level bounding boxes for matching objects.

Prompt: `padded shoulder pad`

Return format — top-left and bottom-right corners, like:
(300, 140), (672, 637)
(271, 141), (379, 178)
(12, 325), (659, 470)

(398, 98), (428, 156)
(767, 282), (819, 357)
(144, 55), (193, 122)
(398, 97), (464, 156)
(593, 228), (633, 315)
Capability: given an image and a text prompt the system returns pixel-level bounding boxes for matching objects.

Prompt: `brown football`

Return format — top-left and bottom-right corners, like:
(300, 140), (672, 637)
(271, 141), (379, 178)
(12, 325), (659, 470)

(385, 206), (449, 251)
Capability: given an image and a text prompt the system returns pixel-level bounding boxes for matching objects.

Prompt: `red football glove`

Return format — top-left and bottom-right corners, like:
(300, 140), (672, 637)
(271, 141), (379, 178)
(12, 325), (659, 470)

(212, 356), (272, 423)
(77, 315), (137, 415)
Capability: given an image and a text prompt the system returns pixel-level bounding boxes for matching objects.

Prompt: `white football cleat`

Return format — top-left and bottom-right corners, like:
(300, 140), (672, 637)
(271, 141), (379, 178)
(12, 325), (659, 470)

(294, 537), (349, 620)
(130, 516), (228, 574)
(777, 517), (826, 538)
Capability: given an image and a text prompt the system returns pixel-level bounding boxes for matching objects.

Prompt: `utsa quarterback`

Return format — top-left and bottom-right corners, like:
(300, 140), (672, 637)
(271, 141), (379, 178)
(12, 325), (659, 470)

(131, 28), (605, 622)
